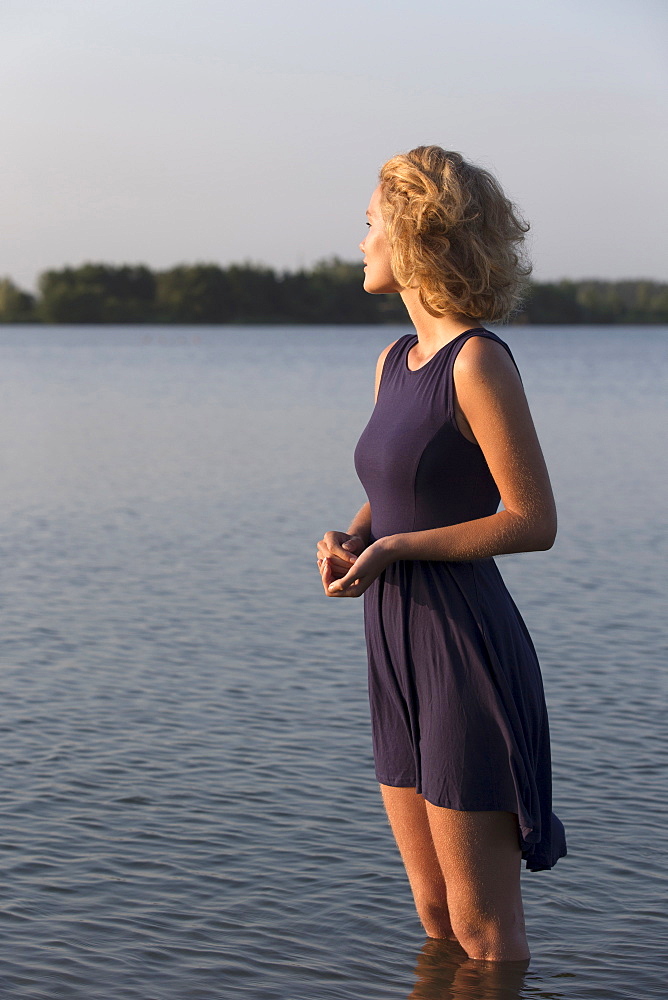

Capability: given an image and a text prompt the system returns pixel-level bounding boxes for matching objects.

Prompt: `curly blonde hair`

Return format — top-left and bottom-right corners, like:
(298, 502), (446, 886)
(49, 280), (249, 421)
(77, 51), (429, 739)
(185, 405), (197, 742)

(379, 146), (531, 322)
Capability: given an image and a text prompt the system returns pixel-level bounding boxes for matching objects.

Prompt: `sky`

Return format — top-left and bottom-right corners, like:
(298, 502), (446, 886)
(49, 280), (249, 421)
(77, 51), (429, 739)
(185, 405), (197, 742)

(1, 0), (667, 291)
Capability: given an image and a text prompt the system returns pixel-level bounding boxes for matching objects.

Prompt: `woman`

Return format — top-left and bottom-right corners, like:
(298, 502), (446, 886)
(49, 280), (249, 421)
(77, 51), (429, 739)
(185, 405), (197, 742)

(317, 146), (566, 962)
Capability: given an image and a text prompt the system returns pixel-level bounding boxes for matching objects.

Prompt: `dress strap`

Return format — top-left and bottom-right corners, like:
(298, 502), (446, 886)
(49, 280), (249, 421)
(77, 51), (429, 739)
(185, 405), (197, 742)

(442, 329), (521, 426)
(376, 334), (416, 396)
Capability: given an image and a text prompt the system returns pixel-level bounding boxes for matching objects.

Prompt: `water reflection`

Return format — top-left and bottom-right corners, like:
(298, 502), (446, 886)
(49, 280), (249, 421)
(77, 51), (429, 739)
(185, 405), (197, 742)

(408, 938), (529, 999)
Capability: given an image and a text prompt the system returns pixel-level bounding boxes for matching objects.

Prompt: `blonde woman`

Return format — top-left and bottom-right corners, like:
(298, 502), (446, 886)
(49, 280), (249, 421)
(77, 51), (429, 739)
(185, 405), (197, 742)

(317, 147), (566, 962)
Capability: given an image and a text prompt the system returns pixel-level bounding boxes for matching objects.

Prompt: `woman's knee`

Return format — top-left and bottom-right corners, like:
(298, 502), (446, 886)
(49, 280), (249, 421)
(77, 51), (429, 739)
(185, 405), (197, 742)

(450, 909), (528, 962)
(415, 897), (453, 939)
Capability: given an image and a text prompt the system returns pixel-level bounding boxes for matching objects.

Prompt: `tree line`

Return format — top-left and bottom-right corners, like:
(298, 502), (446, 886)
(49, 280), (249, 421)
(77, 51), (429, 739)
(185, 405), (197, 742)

(1, 261), (666, 324)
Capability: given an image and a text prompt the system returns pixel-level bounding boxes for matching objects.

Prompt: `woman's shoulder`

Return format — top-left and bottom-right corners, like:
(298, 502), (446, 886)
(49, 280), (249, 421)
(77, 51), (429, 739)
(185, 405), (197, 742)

(376, 336), (406, 366)
(377, 333), (416, 366)
(453, 330), (518, 382)
(452, 333), (524, 423)
(374, 335), (413, 400)
(374, 340), (397, 400)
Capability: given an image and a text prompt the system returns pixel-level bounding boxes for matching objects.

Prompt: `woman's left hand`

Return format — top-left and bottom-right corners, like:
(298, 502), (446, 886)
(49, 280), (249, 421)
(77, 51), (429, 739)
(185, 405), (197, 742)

(324, 538), (395, 598)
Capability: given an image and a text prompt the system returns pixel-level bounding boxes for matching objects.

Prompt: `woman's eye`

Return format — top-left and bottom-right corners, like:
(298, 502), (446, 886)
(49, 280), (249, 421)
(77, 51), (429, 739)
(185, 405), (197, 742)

(366, 222), (371, 228)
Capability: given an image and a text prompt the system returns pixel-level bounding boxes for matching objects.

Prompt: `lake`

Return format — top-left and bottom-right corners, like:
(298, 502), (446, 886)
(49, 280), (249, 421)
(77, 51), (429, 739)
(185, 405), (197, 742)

(0, 324), (666, 999)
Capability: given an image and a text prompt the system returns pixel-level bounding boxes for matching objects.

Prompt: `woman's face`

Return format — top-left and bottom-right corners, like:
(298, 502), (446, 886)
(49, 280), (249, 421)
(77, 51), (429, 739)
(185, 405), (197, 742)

(360, 186), (401, 294)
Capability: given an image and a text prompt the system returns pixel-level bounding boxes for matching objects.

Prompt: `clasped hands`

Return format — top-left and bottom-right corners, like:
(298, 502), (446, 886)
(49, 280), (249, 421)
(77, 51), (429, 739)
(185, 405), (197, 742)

(316, 531), (394, 598)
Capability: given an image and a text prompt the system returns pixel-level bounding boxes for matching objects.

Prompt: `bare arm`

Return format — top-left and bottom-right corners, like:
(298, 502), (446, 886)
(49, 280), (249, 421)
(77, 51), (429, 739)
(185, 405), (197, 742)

(393, 337), (556, 561)
(346, 502), (372, 545)
(328, 337), (556, 596)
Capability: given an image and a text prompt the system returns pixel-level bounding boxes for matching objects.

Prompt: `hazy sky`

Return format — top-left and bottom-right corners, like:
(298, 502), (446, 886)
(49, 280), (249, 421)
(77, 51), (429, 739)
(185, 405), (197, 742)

(2, 0), (667, 290)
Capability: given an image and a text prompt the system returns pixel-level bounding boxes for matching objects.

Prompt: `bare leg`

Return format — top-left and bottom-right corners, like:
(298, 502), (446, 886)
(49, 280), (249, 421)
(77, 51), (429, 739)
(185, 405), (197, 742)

(425, 803), (529, 962)
(381, 785), (529, 961)
(380, 785), (456, 940)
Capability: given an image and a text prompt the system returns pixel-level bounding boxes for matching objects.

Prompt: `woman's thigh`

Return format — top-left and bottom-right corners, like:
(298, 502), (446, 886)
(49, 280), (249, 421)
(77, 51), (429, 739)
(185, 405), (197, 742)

(380, 785), (453, 937)
(424, 804), (522, 905)
(424, 803), (527, 958)
(380, 785), (444, 885)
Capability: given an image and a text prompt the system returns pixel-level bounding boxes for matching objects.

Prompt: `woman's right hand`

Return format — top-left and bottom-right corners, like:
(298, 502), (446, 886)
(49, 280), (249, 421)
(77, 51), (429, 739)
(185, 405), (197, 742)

(316, 532), (365, 594)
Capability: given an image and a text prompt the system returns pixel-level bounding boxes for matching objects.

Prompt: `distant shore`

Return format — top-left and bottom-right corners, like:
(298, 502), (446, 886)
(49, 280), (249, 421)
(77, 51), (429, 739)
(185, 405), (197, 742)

(1, 261), (667, 325)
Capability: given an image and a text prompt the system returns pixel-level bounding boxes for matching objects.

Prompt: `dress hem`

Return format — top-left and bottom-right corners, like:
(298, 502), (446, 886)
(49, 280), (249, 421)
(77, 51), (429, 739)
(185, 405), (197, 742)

(375, 774), (566, 873)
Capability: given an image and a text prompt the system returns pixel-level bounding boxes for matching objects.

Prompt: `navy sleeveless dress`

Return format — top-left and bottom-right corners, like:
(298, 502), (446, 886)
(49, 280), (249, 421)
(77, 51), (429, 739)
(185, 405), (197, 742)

(354, 329), (566, 871)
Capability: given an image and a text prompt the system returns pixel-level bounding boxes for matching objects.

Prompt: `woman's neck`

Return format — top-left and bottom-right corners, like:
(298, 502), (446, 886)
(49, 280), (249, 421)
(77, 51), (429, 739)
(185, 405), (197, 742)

(399, 286), (480, 360)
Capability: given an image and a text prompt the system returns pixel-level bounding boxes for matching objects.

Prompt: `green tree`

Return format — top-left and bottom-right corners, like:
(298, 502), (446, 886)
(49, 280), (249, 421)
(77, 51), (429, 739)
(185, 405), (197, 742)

(38, 264), (156, 323)
(223, 263), (283, 322)
(155, 264), (233, 322)
(0, 278), (36, 322)
(518, 281), (585, 324)
(16, 262), (668, 325)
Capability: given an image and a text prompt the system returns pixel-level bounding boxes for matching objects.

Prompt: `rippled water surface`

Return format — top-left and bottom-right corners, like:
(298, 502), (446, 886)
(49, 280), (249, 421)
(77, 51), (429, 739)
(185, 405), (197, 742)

(0, 324), (666, 999)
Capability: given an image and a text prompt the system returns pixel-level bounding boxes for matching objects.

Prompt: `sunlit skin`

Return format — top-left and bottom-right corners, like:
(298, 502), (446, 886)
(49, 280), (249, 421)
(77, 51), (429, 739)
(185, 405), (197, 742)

(316, 184), (557, 962)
